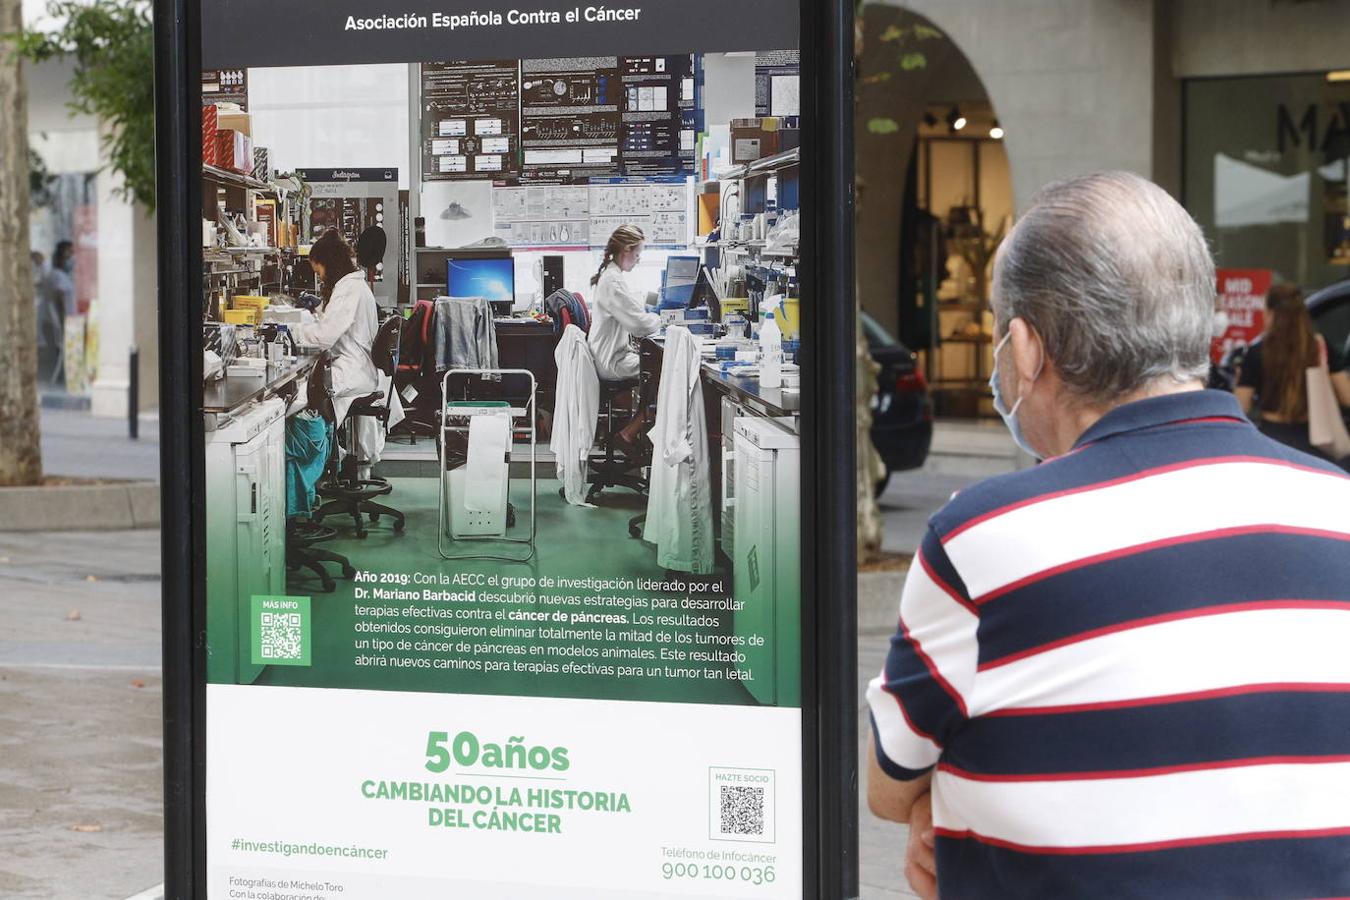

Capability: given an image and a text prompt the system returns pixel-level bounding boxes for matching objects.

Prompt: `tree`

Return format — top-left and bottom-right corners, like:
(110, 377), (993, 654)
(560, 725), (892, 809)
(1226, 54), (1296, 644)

(8, 0), (156, 211)
(0, 0), (41, 486)
(853, 9), (944, 561)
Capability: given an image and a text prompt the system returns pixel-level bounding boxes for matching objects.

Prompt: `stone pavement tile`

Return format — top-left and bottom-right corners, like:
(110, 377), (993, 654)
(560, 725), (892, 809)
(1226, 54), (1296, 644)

(858, 571), (921, 899)
(0, 667), (163, 900)
(0, 529), (164, 898)
(39, 409), (160, 483)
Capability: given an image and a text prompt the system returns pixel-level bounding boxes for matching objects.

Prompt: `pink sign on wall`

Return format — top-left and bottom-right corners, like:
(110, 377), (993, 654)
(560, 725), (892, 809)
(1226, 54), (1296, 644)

(1212, 268), (1272, 364)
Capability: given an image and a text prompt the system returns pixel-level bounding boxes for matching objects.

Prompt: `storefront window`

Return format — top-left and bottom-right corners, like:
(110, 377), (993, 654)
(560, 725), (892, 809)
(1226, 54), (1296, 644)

(1185, 73), (1350, 293)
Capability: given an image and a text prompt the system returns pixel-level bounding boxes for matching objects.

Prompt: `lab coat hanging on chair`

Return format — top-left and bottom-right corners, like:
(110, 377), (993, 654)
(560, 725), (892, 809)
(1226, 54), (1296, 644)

(644, 326), (714, 573)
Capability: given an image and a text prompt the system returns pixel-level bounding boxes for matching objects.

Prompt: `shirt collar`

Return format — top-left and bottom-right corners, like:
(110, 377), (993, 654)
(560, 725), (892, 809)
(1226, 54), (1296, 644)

(1072, 389), (1248, 450)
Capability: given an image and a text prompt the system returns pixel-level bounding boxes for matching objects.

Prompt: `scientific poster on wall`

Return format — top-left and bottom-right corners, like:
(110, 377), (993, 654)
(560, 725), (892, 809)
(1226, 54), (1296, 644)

(192, 0), (806, 896)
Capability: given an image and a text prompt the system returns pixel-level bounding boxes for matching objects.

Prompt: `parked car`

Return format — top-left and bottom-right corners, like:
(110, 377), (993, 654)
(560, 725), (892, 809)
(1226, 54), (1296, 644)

(1308, 278), (1350, 362)
(863, 312), (933, 494)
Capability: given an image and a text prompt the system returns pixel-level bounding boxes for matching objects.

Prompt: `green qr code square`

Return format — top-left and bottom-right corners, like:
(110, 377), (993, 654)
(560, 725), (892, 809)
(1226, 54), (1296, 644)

(250, 595), (311, 666)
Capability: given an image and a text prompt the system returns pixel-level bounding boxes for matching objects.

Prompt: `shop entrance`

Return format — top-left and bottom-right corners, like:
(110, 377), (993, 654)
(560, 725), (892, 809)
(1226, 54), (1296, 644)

(857, 6), (1012, 419)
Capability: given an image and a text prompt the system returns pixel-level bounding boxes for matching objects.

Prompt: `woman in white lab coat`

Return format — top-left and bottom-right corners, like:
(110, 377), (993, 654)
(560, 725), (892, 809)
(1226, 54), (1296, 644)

(587, 224), (661, 444)
(295, 228), (379, 430)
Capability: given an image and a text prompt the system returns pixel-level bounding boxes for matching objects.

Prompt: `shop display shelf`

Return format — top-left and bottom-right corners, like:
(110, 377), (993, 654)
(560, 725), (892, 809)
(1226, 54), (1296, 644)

(203, 163), (275, 193)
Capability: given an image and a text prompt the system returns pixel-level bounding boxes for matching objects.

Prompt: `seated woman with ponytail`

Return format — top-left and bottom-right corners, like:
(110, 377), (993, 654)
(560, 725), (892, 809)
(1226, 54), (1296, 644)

(586, 224), (661, 445)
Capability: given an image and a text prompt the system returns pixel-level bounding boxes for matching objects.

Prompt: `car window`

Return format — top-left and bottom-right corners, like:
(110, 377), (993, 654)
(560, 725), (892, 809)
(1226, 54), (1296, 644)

(1312, 294), (1350, 367)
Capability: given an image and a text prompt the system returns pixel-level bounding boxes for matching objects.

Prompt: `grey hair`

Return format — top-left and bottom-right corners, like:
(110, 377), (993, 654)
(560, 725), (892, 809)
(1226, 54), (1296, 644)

(991, 171), (1215, 404)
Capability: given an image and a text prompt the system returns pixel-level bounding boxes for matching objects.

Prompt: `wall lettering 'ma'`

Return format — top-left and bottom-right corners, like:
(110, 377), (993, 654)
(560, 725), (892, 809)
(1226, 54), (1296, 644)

(1276, 102), (1350, 154)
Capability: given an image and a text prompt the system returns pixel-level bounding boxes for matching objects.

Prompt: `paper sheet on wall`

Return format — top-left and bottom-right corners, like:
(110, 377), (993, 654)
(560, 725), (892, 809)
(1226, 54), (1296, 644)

(421, 181), (495, 248)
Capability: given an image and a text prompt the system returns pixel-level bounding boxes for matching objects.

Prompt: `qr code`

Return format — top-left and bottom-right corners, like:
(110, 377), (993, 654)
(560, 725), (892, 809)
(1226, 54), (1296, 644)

(719, 785), (765, 836)
(259, 612), (303, 660)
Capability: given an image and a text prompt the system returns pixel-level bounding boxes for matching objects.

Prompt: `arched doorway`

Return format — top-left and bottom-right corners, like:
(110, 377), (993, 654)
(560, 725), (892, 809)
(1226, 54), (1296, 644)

(856, 5), (1012, 418)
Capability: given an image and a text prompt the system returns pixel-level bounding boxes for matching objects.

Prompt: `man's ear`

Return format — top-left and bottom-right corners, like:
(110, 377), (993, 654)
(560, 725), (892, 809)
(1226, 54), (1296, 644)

(1007, 317), (1045, 391)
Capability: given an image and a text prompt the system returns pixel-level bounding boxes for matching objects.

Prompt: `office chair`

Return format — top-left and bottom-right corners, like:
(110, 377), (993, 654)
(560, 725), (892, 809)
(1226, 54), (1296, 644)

(287, 352), (355, 592)
(313, 314), (407, 537)
(585, 377), (649, 504)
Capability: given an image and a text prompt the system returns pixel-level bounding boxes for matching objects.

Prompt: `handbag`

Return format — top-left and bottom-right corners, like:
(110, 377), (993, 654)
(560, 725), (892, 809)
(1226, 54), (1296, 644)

(1306, 361), (1350, 460)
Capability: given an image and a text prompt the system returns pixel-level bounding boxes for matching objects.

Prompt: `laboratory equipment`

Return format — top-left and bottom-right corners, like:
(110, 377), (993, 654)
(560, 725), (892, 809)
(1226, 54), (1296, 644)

(438, 369), (537, 562)
(205, 398), (286, 684)
(732, 416), (801, 705)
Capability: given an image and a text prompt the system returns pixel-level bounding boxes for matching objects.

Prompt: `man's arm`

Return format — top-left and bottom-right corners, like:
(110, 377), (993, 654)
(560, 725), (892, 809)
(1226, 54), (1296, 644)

(866, 747), (931, 823)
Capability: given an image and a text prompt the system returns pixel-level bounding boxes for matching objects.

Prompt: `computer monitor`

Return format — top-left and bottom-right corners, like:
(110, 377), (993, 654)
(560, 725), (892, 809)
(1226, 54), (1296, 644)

(689, 265), (722, 322)
(665, 255), (700, 286)
(447, 254), (515, 315)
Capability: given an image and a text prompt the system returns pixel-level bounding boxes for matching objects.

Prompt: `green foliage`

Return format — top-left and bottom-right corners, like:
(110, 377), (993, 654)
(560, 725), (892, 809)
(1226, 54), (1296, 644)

(29, 147), (55, 207)
(866, 118), (900, 135)
(6, 0), (155, 211)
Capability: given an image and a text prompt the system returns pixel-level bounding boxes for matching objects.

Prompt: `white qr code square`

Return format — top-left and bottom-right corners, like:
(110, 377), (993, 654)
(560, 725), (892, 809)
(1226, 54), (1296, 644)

(259, 612), (302, 660)
(709, 767), (775, 843)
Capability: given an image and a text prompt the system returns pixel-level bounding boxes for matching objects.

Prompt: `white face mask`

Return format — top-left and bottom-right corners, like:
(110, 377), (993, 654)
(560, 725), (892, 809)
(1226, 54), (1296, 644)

(1212, 310), (1230, 338)
(989, 331), (1043, 459)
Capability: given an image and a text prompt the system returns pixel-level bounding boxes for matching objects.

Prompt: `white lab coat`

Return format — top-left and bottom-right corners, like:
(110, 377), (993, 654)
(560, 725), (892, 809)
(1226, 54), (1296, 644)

(295, 270), (383, 460)
(587, 264), (660, 381)
(550, 324), (599, 506)
(644, 327), (714, 573)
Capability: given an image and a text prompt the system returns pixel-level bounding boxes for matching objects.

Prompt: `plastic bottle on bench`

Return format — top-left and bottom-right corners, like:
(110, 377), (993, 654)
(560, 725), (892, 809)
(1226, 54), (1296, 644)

(759, 310), (783, 388)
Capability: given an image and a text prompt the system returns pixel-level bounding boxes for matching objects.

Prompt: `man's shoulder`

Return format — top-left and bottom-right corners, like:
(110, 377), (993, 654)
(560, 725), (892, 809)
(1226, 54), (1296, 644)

(928, 456), (1089, 542)
(929, 423), (1350, 543)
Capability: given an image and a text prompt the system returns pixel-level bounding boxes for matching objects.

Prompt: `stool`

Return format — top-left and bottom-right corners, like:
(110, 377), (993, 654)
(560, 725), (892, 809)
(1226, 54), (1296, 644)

(585, 378), (648, 503)
(314, 392), (406, 538)
(286, 522), (354, 593)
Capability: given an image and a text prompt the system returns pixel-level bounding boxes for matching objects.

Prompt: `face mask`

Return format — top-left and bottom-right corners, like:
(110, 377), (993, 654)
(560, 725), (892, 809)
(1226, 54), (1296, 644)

(1211, 310), (1230, 338)
(990, 331), (1042, 458)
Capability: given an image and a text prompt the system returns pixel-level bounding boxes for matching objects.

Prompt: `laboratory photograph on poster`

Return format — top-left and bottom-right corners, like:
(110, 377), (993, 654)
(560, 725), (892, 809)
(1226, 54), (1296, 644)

(203, 50), (804, 708)
(196, 3), (815, 895)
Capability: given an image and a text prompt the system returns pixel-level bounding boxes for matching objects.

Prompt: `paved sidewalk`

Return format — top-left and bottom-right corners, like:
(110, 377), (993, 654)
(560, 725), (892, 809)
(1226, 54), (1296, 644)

(0, 530), (164, 900)
(39, 409), (160, 483)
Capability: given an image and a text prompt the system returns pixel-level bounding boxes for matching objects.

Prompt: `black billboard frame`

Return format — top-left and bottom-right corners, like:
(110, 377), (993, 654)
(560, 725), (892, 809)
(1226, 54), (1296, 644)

(154, 0), (856, 894)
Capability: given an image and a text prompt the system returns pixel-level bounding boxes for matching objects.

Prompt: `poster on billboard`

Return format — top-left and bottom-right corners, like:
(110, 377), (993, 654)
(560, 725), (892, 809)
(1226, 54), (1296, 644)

(1212, 268), (1273, 364)
(155, 0), (855, 896)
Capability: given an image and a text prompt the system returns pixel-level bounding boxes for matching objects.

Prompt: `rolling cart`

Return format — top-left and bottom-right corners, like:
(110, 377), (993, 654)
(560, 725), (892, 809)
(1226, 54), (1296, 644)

(437, 368), (537, 562)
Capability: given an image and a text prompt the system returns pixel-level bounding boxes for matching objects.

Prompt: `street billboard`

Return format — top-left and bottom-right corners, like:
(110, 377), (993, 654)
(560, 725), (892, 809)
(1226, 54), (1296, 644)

(154, 0), (856, 895)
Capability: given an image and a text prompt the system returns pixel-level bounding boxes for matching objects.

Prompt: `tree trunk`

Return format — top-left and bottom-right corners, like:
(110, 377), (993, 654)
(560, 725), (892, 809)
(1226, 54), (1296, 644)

(853, 7), (884, 562)
(0, 0), (42, 487)
(856, 300), (884, 561)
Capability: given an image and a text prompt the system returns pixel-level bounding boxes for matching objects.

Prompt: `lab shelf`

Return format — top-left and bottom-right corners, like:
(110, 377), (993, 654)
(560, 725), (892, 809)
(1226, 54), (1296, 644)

(203, 164), (275, 193)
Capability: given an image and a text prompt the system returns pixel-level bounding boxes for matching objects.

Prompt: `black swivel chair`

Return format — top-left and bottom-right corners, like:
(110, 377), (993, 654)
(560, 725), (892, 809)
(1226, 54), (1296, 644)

(287, 352), (356, 592)
(585, 377), (649, 504)
(313, 314), (407, 537)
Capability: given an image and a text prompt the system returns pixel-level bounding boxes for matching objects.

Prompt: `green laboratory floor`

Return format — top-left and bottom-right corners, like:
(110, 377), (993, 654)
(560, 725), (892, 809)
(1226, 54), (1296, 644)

(251, 475), (778, 707)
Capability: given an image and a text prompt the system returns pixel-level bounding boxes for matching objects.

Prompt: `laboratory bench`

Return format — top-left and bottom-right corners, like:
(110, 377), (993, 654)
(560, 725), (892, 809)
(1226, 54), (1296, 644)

(203, 350), (319, 428)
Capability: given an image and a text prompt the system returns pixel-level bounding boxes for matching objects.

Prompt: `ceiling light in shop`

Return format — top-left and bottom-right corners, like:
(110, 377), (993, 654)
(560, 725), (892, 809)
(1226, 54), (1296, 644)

(947, 107), (966, 132)
(1328, 70), (1350, 83)
(990, 120), (1004, 140)
(923, 111), (938, 128)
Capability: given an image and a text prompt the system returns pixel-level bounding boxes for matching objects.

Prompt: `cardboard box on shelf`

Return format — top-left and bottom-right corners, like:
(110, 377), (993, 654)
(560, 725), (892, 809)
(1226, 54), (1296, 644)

(252, 147), (270, 183)
(215, 104), (251, 137)
(730, 117), (782, 163)
(202, 104), (219, 166)
(215, 129), (252, 176)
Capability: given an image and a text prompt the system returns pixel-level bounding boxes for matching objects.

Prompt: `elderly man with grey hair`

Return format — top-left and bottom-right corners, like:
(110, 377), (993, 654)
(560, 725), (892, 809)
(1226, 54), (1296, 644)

(866, 171), (1350, 899)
